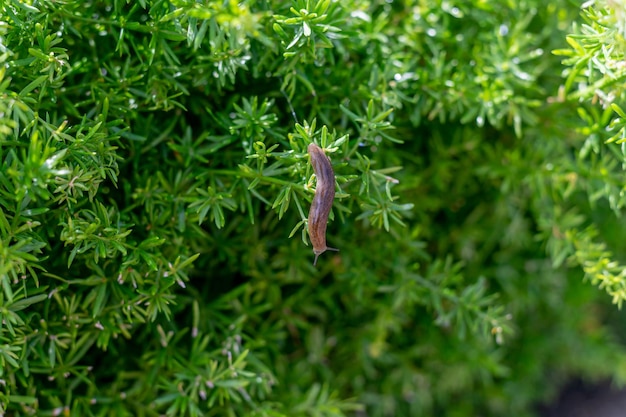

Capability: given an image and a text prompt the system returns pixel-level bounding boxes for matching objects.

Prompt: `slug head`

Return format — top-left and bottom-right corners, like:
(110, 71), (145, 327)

(312, 246), (339, 266)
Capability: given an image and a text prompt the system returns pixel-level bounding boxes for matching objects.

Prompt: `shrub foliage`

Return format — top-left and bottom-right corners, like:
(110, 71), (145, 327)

(2, 0), (626, 416)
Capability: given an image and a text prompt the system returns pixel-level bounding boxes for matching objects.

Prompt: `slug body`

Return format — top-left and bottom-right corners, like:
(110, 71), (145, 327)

(307, 143), (339, 266)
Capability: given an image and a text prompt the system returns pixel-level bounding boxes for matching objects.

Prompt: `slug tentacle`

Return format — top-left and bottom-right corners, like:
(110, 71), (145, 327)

(307, 143), (339, 266)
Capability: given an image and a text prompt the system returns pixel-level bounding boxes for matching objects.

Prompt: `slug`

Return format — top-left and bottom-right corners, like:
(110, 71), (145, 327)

(307, 143), (339, 266)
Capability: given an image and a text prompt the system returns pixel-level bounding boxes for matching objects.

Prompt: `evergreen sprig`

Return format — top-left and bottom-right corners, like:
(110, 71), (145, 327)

(550, 0), (626, 307)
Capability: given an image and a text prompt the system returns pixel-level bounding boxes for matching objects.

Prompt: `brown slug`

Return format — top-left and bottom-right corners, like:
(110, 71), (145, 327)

(307, 143), (339, 266)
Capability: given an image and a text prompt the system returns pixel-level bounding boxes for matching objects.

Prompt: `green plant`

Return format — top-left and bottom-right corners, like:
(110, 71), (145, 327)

(552, 0), (626, 307)
(2, 1), (626, 417)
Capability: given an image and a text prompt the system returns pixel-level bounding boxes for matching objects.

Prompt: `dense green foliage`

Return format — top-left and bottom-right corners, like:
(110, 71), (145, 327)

(2, 0), (626, 416)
